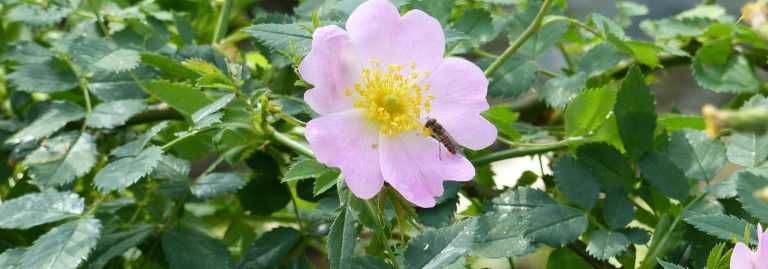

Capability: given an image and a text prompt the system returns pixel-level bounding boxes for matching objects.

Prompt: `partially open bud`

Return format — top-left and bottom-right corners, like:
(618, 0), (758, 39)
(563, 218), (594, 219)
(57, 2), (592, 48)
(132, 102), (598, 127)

(703, 104), (768, 137)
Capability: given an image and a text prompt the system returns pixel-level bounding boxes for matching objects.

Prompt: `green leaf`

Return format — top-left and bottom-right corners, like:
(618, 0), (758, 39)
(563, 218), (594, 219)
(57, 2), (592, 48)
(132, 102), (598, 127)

(657, 259), (688, 269)
(6, 102), (85, 144)
(418, 198), (458, 228)
(603, 189), (634, 229)
(239, 152), (290, 215)
(151, 154), (191, 180)
(471, 213), (535, 258)
(411, 0), (454, 24)
(539, 73), (588, 108)
(554, 155), (600, 209)
(88, 68), (151, 101)
(162, 227), (229, 269)
(638, 152), (690, 201)
(140, 53), (200, 80)
(88, 224), (154, 269)
(576, 143), (635, 190)
(696, 38), (732, 65)
(578, 43), (628, 76)
(624, 228), (651, 244)
(243, 24), (312, 54)
(615, 66), (657, 160)
(283, 159), (330, 183)
(481, 106), (520, 140)
(192, 94), (234, 124)
(24, 132), (98, 187)
(565, 85), (617, 137)
(684, 214), (757, 245)
(487, 57), (537, 97)
(525, 205), (588, 246)
(111, 122), (168, 158)
(6, 3), (73, 26)
(314, 169), (342, 196)
(191, 172), (246, 199)
(692, 54), (760, 94)
(726, 95), (768, 167)
(182, 59), (235, 89)
(143, 80), (211, 117)
(328, 206), (356, 269)
(66, 37), (113, 75)
(547, 248), (593, 269)
(625, 40), (662, 68)
(727, 132), (768, 168)
(586, 230), (630, 260)
(0, 191), (83, 229)
(237, 227), (302, 269)
(451, 8), (495, 50)
(705, 243), (730, 269)
(86, 100), (147, 129)
(7, 59), (78, 93)
(7, 42), (54, 64)
(18, 218), (101, 269)
(736, 172), (768, 223)
(94, 146), (164, 192)
(666, 130), (726, 181)
(94, 49), (141, 73)
(658, 114), (706, 132)
(488, 187), (556, 212)
(350, 257), (394, 269)
(0, 248), (24, 269)
(405, 218), (477, 269)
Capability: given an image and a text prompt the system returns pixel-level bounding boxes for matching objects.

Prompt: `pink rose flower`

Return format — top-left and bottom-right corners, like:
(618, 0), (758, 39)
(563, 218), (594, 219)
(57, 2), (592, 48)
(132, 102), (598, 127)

(300, 0), (497, 207)
(731, 224), (768, 269)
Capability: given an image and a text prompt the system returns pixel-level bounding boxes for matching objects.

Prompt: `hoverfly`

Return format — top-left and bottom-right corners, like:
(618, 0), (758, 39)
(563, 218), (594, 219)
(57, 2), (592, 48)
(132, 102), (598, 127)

(425, 117), (461, 158)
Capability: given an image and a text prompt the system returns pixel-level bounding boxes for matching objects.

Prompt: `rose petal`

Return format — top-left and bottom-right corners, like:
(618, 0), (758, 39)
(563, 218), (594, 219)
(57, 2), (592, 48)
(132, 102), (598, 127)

(731, 243), (757, 269)
(305, 110), (384, 198)
(299, 25), (361, 115)
(426, 57), (496, 149)
(759, 226), (768, 269)
(346, 0), (445, 71)
(379, 132), (474, 207)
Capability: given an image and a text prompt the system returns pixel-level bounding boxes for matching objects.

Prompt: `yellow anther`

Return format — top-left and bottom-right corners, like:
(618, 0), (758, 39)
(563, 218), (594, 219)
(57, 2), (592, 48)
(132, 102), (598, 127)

(349, 60), (433, 136)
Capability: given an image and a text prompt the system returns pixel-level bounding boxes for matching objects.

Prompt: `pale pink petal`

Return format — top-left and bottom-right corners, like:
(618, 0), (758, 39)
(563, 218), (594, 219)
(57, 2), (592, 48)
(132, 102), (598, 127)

(379, 132), (474, 207)
(758, 226), (768, 269)
(299, 25), (361, 115)
(426, 57), (496, 150)
(346, 0), (445, 71)
(305, 110), (383, 198)
(732, 243), (757, 269)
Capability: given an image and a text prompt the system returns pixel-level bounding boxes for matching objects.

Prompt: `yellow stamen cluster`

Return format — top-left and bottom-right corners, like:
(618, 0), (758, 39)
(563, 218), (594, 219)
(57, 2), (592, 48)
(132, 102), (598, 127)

(346, 61), (433, 136)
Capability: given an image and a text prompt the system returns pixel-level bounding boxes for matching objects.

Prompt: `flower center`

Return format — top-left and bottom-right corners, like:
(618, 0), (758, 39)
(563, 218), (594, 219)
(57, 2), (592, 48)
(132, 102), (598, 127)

(346, 61), (434, 136)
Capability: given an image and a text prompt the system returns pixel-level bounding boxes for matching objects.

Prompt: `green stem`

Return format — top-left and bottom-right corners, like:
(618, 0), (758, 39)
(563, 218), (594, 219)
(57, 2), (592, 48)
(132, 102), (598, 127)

(558, 43), (576, 72)
(638, 194), (706, 269)
(160, 127), (216, 151)
(289, 190), (306, 232)
(484, 0), (552, 77)
(538, 68), (559, 78)
(271, 131), (314, 158)
(472, 138), (583, 166)
(547, 15), (603, 37)
(212, 0), (234, 44)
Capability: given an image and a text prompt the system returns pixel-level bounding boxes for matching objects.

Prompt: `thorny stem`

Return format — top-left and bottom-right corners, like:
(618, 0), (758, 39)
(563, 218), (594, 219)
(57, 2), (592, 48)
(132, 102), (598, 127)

(212, 0), (234, 44)
(484, 0), (552, 77)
